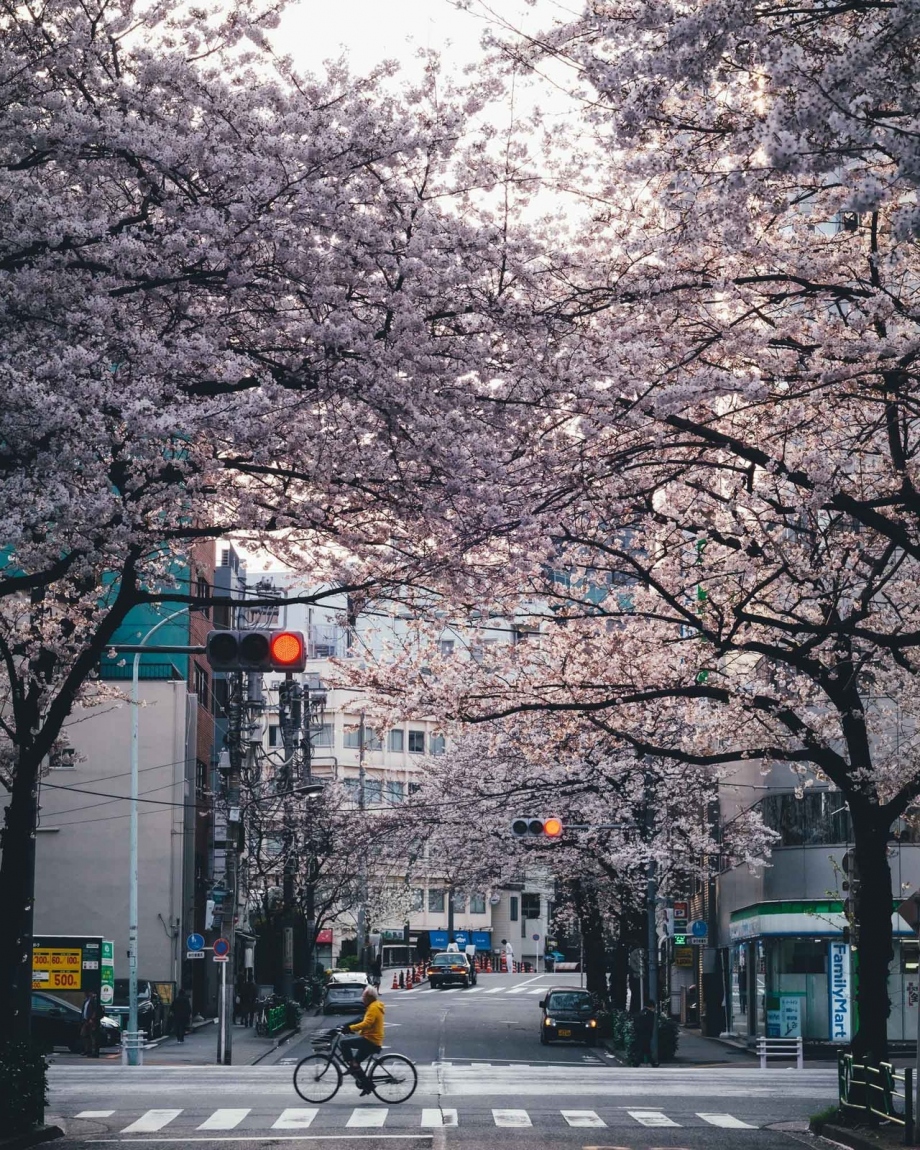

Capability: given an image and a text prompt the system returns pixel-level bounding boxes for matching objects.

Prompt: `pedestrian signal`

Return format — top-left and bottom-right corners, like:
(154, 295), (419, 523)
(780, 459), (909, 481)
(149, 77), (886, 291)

(510, 816), (564, 839)
(205, 630), (307, 673)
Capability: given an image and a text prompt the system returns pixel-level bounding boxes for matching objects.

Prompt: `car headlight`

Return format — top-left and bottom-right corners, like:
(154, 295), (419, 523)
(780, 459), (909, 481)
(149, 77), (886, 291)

(587, 1019), (597, 1028)
(544, 1018), (555, 1027)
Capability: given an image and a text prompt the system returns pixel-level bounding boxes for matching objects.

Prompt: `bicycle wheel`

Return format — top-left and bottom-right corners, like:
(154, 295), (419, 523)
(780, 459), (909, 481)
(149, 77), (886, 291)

(370, 1054), (417, 1103)
(293, 1055), (342, 1103)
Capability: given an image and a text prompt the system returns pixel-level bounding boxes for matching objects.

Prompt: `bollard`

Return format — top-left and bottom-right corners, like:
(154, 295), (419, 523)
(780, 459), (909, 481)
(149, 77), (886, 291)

(398, 970), (405, 989)
(121, 1031), (144, 1066)
(392, 972), (399, 990)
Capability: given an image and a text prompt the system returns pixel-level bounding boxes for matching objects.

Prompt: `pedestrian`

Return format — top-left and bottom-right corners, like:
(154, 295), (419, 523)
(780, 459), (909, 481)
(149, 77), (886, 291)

(172, 988), (192, 1043)
(369, 953), (382, 989)
(233, 975), (245, 1025)
(241, 974), (258, 1027)
(446, 940), (459, 952)
(503, 939), (515, 973)
(632, 1000), (658, 1067)
(81, 989), (102, 1058)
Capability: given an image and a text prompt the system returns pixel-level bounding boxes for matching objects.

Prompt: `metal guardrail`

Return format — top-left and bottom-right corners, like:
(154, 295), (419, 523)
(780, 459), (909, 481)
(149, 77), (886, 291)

(120, 1031), (144, 1066)
(757, 1036), (803, 1070)
(839, 1052), (914, 1144)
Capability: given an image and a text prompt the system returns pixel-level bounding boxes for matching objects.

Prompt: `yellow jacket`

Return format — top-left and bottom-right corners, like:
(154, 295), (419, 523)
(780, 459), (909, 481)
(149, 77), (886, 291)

(348, 999), (385, 1046)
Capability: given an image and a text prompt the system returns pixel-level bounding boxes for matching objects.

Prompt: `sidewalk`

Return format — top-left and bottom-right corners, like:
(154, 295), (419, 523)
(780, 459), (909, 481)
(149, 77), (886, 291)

(122, 1017), (298, 1066)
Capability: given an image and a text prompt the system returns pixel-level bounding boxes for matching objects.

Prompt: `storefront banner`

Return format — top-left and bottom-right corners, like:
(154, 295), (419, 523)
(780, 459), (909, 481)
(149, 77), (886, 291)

(828, 941), (852, 1042)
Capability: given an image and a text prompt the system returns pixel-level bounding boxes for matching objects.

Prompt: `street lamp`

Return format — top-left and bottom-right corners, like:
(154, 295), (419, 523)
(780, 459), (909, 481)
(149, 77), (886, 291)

(126, 608), (186, 1065)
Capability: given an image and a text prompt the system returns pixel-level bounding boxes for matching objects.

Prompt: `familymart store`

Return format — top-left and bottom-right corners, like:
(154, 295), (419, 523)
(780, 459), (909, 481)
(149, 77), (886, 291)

(727, 901), (918, 1043)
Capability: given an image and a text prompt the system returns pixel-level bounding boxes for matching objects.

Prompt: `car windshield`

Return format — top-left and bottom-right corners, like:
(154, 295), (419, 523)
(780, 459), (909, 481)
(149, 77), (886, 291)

(546, 992), (592, 1012)
(433, 955), (465, 965)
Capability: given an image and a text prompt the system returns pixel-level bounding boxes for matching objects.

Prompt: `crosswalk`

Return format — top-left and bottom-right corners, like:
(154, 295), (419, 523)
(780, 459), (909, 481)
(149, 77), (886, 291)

(416, 985), (546, 994)
(74, 1106), (757, 1133)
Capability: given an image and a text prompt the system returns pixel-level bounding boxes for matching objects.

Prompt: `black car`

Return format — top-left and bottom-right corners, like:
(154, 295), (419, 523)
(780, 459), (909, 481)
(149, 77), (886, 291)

(538, 987), (599, 1045)
(111, 979), (166, 1039)
(427, 952), (473, 988)
(31, 992), (121, 1053)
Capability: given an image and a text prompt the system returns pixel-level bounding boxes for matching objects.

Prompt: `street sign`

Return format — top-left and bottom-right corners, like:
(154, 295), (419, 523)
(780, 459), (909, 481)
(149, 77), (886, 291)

(186, 932), (205, 952)
(186, 951), (205, 960)
(100, 940), (115, 1005)
(690, 920), (708, 939)
(675, 947), (693, 967)
(673, 900), (689, 919)
(213, 937), (230, 958)
(688, 936), (707, 946)
(213, 954), (230, 963)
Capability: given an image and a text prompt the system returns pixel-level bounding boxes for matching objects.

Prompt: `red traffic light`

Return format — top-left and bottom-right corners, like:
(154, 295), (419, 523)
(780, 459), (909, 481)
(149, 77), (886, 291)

(270, 631), (306, 667)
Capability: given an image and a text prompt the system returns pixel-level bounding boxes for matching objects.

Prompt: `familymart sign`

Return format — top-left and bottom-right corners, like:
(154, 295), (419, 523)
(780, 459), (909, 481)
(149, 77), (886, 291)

(828, 941), (851, 1043)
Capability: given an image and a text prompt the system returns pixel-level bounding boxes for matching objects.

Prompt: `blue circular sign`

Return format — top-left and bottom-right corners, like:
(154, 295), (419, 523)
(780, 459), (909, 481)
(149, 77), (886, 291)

(213, 937), (231, 957)
(690, 920), (708, 938)
(186, 932), (205, 952)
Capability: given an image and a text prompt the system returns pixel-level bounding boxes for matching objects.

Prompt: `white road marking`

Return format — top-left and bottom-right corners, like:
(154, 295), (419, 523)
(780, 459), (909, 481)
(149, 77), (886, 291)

(698, 1113), (756, 1129)
(120, 1110), (183, 1133)
(561, 1110), (606, 1127)
(421, 1109), (458, 1127)
(76, 1111), (115, 1118)
(493, 1109), (532, 1127)
(484, 987), (505, 994)
(346, 1108), (388, 1127)
(197, 1109), (250, 1131)
(271, 1109), (317, 1129)
(527, 989), (545, 994)
(627, 1110), (680, 1127)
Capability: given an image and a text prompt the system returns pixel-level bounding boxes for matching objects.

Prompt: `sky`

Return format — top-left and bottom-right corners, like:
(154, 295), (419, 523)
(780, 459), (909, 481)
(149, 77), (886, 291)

(273, 0), (572, 79)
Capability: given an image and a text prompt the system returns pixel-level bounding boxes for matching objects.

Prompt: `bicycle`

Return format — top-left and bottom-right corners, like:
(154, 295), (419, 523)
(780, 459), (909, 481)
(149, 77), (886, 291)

(293, 1027), (417, 1104)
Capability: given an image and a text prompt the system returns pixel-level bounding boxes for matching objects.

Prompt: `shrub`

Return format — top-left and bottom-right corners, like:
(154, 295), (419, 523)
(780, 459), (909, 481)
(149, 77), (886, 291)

(809, 1105), (840, 1135)
(0, 1040), (48, 1134)
(608, 1008), (679, 1063)
(336, 955), (359, 972)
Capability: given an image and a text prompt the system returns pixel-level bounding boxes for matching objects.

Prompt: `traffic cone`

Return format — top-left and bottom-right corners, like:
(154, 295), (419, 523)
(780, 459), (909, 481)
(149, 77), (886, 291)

(406, 970), (414, 989)
(392, 972), (399, 990)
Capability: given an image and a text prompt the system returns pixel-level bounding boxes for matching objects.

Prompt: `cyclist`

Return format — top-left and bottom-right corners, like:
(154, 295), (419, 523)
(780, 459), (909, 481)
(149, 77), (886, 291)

(340, 985), (384, 1095)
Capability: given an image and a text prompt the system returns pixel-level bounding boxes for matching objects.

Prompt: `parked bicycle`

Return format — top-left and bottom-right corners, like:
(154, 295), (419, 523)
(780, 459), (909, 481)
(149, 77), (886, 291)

(293, 1027), (417, 1104)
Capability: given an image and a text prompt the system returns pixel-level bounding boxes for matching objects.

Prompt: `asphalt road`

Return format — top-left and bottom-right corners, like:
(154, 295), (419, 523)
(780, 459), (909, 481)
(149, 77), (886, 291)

(47, 973), (838, 1150)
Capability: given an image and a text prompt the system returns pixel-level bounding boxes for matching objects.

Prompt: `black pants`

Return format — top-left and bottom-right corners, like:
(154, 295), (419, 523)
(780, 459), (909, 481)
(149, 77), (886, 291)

(174, 1021), (187, 1042)
(340, 1036), (379, 1070)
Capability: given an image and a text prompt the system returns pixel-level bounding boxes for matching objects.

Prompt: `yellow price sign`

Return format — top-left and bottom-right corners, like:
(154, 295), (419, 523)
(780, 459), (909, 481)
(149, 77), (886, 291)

(32, 947), (83, 990)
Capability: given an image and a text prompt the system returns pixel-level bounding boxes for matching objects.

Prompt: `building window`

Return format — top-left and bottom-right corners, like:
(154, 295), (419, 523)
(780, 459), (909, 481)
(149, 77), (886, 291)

(522, 893), (540, 919)
(194, 665), (209, 708)
(510, 896), (519, 922)
(408, 730), (425, 754)
(410, 888), (424, 912)
(212, 598), (231, 629)
(268, 725), (281, 748)
(760, 791), (855, 846)
(310, 723), (333, 748)
(344, 726), (362, 749)
(343, 779), (360, 800)
(451, 892), (466, 912)
(388, 729), (404, 752)
(212, 677), (230, 716)
(196, 577), (210, 618)
(430, 733), (446, 756)
(385, 781), (405, 804)
(469, 893), (486, 914)
(365, 778), (382, 804)
(196, 759), (208, 796)
(438, 639), (455, 657)
(428, 888), (445, 913)
(409, 781), (422, 795)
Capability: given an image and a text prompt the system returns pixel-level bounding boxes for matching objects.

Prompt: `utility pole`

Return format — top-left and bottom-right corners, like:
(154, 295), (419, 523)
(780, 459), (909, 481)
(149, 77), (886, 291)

(279, 675), (301, 1001)
(644, 770), (659, 1063)
(355, 712), (367, 970)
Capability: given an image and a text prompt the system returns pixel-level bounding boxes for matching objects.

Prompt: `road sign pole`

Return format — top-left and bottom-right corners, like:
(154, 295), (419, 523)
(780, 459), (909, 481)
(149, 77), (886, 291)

(217, 958), (227, 1064)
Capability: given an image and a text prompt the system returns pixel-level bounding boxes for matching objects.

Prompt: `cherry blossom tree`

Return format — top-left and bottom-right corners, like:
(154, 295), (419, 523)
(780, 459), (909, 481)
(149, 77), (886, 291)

(0, 0), (553, 1040)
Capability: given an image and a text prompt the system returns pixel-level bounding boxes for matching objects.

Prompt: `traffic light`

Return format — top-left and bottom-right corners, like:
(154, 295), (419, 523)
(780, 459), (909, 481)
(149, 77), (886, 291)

(510, 816), (564, 839)
(205, 630), (307, 672)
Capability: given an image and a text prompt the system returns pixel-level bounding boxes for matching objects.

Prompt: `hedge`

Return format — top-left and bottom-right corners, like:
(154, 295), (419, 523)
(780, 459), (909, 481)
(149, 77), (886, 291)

(0, 1040), (48, 1134)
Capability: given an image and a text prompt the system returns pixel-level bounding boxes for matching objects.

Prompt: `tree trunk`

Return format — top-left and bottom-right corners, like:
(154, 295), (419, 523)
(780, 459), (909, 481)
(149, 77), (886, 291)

(851, 808), (894, 1063)
(572, 881), (609, 1007)
(0, 749), (40, 1043)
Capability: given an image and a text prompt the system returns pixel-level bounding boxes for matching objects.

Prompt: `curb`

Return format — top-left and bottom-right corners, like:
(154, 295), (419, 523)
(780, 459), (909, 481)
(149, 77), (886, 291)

(819, 1123), (906, 1150)
(0, 1125), (64, 1150)
(250, 1028), (299, 1065)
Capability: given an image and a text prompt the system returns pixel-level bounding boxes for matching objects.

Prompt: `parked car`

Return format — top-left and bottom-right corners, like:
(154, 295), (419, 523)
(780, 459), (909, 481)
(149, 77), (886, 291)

(111, 979), (166, 1039)
(31, 991), (121, 1053)
(538, 987), (599, 1046)
(427, 952), (473, 989)
(322, 971), (369, 1015)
